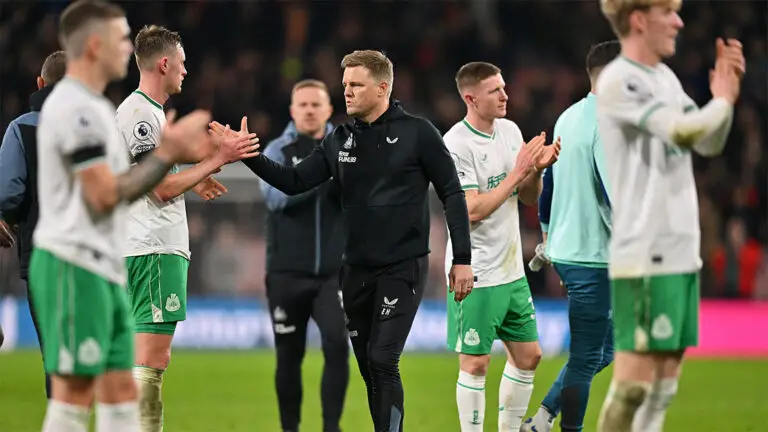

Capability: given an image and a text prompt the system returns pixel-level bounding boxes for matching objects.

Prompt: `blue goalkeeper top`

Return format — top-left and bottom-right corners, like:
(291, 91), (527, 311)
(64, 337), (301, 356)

(538, 93), (612, 267)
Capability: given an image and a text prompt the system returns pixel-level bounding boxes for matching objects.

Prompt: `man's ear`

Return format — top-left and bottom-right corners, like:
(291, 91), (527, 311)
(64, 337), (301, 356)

(37, 77), (45, 90)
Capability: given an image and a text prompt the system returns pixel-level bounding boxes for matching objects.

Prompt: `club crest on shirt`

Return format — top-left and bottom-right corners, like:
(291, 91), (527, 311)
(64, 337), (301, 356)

(621, 74), (653, 103)
(343, 134), (355, 150)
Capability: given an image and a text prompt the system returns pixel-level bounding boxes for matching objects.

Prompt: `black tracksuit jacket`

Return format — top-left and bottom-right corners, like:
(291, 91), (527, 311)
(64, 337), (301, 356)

(244, 100), (471, 269)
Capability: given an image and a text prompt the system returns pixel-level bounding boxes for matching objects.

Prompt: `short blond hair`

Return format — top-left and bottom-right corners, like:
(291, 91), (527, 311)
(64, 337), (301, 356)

(455, 62), (501, 94)
(134, 25), (182, 70)
(291, 79), (329, 97)
(341, 50), (394, 93)
(601, 0), (682, 37)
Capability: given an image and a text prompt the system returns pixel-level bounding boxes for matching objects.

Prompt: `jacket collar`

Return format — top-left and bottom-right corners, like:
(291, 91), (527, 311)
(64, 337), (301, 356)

(29, 85), (55, 112)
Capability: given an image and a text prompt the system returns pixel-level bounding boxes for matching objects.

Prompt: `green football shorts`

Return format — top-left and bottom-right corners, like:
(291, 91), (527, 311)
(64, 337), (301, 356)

(125, 253), (189, 335)
(29, 248), (134, 376)
(611, 272), (700, 352)
(447, 277), (539, 355)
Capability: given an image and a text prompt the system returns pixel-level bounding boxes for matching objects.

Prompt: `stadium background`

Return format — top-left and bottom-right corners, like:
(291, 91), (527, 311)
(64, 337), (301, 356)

(0, 1), (766, 431)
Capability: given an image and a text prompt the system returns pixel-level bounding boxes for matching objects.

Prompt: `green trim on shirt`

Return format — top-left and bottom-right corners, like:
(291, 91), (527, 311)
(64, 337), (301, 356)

(639, 102), (665, 131)
(462, 119), (496, 140)
(620, 56), (655, 74)
(133, 90), (163, 111)
(461, 184), (479, 190)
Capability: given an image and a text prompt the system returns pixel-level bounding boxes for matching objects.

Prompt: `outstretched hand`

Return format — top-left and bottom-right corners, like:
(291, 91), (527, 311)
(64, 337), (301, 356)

(208, 116), (261, 164)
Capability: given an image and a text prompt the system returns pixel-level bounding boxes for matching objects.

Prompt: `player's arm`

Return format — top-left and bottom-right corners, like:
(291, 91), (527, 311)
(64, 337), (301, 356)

(241, 136), (332, 196)
(679, 94), (734, 157)
(598, 72), (733, 155)
(0, 120), (27, 225)
(127, 110), (214, 203)
(258, 137), (317, 211)
(76, 146), (175, 216)
(517, 170), (542, 206)
(75, 108), (214, 216)
(419, 121), (471, 265)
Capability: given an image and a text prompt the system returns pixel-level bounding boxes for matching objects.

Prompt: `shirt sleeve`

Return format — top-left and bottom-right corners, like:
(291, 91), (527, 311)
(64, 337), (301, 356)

(61, 103), (112, 171)
(123, 108), (161, 163)
(421, 121), (471, 266)
(259, 137), (317, 211)
(0, 121), (27, 222)
(596, 67), (733, 155)
(445, 137), (479, 192)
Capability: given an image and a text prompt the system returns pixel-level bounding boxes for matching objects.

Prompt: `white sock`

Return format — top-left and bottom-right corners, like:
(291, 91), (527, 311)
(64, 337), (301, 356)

(134, 366), (164, 432)
(456, 370), (486, 431)
(498, 363), (535, 431)
(533, 405), (555, 428)
(96, 401), (140, 432)
(42, 400), (90, 432)
(631, 378), (678, 432)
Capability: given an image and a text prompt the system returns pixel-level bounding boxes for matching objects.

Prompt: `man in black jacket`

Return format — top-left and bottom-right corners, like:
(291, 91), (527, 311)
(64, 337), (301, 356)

(259, 79), (349, 432)
(212, 50), (544, 431)
(0, 50), (67, 399)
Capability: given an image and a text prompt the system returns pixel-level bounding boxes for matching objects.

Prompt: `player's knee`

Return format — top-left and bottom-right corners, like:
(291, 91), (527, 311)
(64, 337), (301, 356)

(568, 346), (607, 381)
(514, 345), (542, 371)
(614, 380), (651, 408)
(321, 334), (349, 360)
(459, 354), (490, 376)
(97, 370), (138, 403)
(135, 333), (173, 370)
(367, 346), (400, 375)
(52, 375), (95, 406)
(276, 335), (307, 361)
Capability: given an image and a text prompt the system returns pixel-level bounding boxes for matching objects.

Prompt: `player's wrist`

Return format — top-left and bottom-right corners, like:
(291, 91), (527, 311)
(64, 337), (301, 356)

(151, 146), (176, 164)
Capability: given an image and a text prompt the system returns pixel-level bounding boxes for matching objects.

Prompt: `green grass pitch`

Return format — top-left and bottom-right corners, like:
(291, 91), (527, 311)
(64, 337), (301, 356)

(1, 350), (766, 431)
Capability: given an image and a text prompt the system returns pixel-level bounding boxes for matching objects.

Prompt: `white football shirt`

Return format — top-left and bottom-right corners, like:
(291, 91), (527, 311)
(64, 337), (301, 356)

(115, 90), (190, 260)
(596, 57), (705, 278)
(443, 118), (526, 287)
(34, 77), (130, 284)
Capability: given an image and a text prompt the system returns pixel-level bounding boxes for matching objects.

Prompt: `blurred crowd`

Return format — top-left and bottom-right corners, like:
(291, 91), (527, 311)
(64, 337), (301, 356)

(1, 1), (765, 300)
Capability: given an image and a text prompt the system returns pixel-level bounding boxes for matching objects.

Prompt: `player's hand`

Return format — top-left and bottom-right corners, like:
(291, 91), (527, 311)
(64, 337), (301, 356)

(209, 117), (260, 164)
(192, 176), (228, 201)
(534, 136), (561, 172)
(513, 132), (547, 178)
(710, 48), (742, 105)
(159, 109), (215, 163)
(449, 264), (474, 302)
(716, 38), (746, 79)
(0, 220), (14, 248)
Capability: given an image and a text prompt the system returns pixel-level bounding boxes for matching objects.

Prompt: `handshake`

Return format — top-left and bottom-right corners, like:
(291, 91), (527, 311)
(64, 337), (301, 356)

(154, 111), (262, 171)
